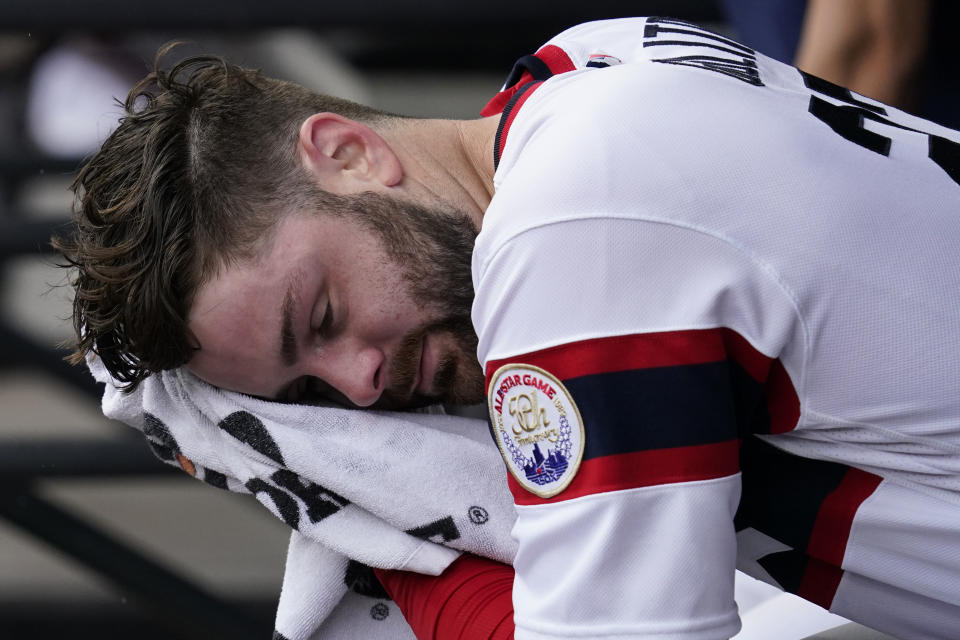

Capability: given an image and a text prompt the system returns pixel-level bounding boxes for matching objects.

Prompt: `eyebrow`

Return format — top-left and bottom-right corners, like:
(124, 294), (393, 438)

(280, 270), (304, 367)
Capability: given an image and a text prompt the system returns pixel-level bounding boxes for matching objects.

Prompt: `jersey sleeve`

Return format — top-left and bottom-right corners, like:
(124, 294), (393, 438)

(474, 218), (802, 640)
(474, 12), (960, 640)
(473, 18), (813, 638)
(375, 555), (515, 640)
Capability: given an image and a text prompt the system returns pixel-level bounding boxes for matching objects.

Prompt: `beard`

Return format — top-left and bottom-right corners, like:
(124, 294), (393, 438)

(308, 189), (485, 409)
(377, 315), (481, 409)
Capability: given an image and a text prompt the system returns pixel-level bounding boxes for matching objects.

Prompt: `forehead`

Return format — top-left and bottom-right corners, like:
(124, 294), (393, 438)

(194, 217), (304, 319)
(186, 215), (322, 393)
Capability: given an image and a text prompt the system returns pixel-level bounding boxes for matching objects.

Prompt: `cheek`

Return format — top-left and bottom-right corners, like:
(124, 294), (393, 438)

(187, 353), (278, 397)
(352, 269), (422, 326)
(376, 295), (423, 331)
(186, 319), (278, 395)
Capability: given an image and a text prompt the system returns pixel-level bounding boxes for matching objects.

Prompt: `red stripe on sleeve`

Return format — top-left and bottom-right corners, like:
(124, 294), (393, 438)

(720, 328), (773, 382)
(485, 329), (801, 434)
(806, 468), (882, 567)
(486, 329), (728, 385)
(509, 439), (741, 505)
(797, 556), (845, 610)
(767, 360), (801, 434)
(374, 555), (515, 640)
(721, 329), (800, 433)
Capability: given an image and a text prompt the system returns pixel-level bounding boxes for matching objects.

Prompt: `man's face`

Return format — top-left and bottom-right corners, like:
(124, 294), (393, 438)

(187, 192), (484, 409)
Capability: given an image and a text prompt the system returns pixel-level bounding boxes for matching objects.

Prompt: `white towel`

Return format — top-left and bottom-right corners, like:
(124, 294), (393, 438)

(87, 356), (518, 639)
(87, 357), (836, 640)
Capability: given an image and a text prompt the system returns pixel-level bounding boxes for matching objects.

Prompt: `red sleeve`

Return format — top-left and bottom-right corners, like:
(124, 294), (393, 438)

(373, 555), (515, 640)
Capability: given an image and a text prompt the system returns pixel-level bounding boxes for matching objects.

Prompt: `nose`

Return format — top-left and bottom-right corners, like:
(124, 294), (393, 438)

(305, 340), (385, 407)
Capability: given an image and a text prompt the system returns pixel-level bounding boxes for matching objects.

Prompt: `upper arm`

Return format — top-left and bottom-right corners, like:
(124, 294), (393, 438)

(475, 218), (800, 639)
(375, 555), (515, 640)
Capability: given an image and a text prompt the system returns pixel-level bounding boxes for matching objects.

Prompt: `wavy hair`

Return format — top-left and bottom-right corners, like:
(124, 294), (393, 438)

(54, 44), (395, 390)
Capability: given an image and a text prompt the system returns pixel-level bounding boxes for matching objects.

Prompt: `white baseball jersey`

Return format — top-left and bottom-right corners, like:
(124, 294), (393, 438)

(474, 18), (960, 640)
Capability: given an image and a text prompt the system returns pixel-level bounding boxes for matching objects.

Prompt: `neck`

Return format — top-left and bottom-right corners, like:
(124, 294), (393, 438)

(380, 116), (499, 229)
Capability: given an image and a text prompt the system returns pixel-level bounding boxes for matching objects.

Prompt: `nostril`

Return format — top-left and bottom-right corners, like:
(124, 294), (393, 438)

(372, 364), (381, 391)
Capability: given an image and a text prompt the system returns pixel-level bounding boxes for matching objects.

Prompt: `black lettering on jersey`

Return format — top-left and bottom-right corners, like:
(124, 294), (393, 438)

(406, 516), (461, 544)
(808, 95), (891, 156)
(930, 135), (960, 185)
(644, 16), (763, 87)
(653, 55), (762, 87)
(803, 73), (885, 115)
(344, 560), (391, 599)
(802, 71), (960, 185)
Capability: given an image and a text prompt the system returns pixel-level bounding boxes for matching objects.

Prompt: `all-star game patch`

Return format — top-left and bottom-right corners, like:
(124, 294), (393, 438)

(487, 363), (585, 498)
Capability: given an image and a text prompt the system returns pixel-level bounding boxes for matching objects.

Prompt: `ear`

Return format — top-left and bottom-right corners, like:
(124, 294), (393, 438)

(298, 113), (403, 193)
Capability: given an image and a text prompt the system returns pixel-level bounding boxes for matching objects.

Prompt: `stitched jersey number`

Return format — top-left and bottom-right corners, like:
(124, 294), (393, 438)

(802, 72), (960, 186)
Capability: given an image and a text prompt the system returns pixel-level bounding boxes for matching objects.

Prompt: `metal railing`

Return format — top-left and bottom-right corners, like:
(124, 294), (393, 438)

(0, 437), (275, 639)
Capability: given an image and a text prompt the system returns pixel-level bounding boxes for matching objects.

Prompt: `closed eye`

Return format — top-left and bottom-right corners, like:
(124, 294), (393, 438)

(316, 300), (334, 337)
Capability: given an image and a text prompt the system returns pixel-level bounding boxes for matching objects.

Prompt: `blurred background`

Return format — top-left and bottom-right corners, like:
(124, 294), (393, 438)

(0, 1), (953, 638)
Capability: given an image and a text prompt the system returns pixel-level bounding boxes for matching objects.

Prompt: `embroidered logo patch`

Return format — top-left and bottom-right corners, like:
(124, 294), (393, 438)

(487, 363), (585, 498)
